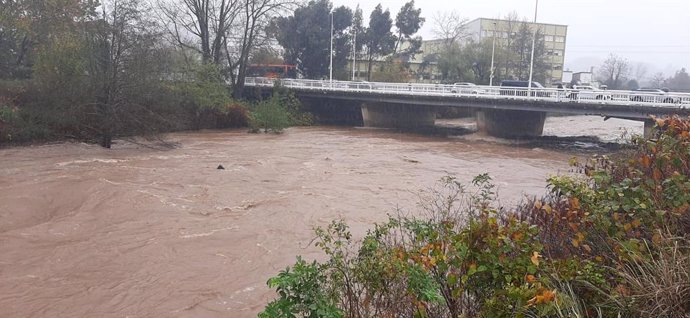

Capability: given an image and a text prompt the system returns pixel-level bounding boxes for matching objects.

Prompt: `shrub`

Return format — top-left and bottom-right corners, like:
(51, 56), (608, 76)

(249, 94), (293, 133)
(260, 257), (342, 318)
(618, 236), (690, 317)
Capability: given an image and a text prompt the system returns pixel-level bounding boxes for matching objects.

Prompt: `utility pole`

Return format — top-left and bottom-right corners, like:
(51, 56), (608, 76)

(527, 0), (539, 96)
(330, 11), (334, 82)
(490, 21), (497, 86)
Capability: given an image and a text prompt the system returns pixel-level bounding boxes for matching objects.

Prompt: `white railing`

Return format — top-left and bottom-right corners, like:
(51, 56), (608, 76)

(245, 77), (690, 108)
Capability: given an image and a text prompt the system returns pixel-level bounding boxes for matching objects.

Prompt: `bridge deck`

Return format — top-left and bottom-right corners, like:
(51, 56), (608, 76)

(245, 77), (690, 120)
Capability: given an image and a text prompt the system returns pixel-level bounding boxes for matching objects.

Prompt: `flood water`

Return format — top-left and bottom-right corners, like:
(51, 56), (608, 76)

(0, 115), (641, 317)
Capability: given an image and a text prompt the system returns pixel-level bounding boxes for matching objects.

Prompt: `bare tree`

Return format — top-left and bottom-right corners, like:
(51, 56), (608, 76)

(431, 11), (467, 81)
(633, 62), (648, 82)
(598, 53), (630, 89)
(225, 0), (295, 97)
(158, 0), (240, 64)
(650, 72), (666, 88)
(432, 11), (467, 50)
(158, 0), (294, 96)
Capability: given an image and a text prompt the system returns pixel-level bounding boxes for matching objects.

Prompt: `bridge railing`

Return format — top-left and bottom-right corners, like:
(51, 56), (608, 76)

(245, 77), (690, 108)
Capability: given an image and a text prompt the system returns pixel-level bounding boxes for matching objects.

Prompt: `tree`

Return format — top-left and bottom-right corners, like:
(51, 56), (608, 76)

(159, 0), (295, 97)
(461, 39), (494, 84)
(31, 0), (180, 147)
(0, 0), (99, 78)
(393, 0), (424, 60)
(272, 0), (352, 79)
(227, 0), (296, 97)
(431, 11), (467, 82)
(432, 11), (467, 50)
(598, 54), (630, 90)
(350, 5), (364, 79)
(666, 68), (690, 91)
(158, 0), (239, 64)
(633, 62), (648, 83)
(250, 47), (283, 64)
(362, 4), (395, 81)
(626, 79), (639, 90)
(649, 72), (665, 88)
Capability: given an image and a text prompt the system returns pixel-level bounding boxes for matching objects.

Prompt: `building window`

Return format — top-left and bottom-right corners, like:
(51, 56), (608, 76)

(555, 36), (565, 43)
(553, 65), (562, 70)
(544, 35), (554, 42)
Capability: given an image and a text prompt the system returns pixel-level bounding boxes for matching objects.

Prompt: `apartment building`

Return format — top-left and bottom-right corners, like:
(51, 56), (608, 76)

(464, 18), (568, 85)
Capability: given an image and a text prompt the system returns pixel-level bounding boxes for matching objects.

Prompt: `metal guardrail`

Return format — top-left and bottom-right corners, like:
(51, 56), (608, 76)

(245, 77), (690, 108)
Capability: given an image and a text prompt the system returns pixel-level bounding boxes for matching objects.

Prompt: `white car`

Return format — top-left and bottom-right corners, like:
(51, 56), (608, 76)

(629, 88), (680, 104)
(567, 85), (612, 101)
(451, 82), (485, 94)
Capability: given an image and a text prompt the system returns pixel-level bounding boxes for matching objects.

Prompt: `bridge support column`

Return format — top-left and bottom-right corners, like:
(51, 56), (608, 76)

(475, 109), (547, 138)
(643, 119), (657, 139)
(361, 103), (436, 129)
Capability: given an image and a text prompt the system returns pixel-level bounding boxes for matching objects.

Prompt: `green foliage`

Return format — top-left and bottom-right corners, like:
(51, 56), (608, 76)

(260, 257), (343, 318)
(249, 94), (292, 133)
(363, 4), (396, 81)
(665, 67), (690, 91)
(272, 0), (352, 79)
(175, 63), (232, 113)
(249, 85), (312, 134)
(370, 60), (412, 83)
(394, 0), (424, 40)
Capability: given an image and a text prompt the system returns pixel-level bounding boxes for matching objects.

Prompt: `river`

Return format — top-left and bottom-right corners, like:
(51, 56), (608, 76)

(0, 115), (642, 317)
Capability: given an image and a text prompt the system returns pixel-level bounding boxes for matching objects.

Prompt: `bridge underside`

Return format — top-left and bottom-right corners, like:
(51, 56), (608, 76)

(361, 103), (436, 129)
(476, 109), (547, 138)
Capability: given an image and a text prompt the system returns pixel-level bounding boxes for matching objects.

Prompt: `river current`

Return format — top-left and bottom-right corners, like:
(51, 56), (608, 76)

(0, 115), (641, 317)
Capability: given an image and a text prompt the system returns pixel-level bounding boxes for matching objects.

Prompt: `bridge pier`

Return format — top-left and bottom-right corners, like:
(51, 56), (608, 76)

(643, 118), (657, 139)
(475, 109), (547, 138)
(361, 103), (436, 129)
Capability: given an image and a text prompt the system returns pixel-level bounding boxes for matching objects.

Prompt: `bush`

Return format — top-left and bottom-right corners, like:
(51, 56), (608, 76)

(249, 94), (293, 133)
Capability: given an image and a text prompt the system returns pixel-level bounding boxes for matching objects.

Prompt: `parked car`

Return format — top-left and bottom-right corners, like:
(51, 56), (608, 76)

(499, 80), (549, 97)
(451, 82), (485, 94)
(629, 88), (679, 104)
(566, 85), (611, 101)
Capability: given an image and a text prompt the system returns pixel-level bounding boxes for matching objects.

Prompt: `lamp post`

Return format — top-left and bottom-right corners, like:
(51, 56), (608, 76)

(489, 21), (497, 86)
(527, 0), (538, 95)
(329, 10), (334, 82)
(352, 27), (357, 81)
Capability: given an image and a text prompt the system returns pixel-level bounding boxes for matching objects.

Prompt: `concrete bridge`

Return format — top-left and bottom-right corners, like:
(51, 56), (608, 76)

(245, 77), (690, 138)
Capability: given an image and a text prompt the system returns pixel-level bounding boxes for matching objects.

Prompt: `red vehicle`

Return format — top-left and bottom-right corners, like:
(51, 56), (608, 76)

(246, 64), (297, 78)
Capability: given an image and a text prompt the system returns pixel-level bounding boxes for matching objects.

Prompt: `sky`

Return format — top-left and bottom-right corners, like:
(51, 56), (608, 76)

(330, 0), (690, 79)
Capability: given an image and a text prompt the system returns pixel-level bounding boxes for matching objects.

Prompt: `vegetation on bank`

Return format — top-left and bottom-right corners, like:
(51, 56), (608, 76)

(0, 0), (310, 148)
(260, 117), (690, 318)
(0, 71), (307, 147)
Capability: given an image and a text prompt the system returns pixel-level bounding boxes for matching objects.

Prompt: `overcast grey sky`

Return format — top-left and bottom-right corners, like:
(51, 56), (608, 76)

(331, 0), (690, 78)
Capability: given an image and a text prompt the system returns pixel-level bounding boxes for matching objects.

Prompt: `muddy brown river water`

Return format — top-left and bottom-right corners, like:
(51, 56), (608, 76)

(0, 116), (642, 317)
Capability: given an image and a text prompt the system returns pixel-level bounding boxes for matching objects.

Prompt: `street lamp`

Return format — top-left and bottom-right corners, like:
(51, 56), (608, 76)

(489, 21), (497, 86)
(329, 10), (334, 82)
(527, 0), (539, 95)
(352, 26), (357, 81)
